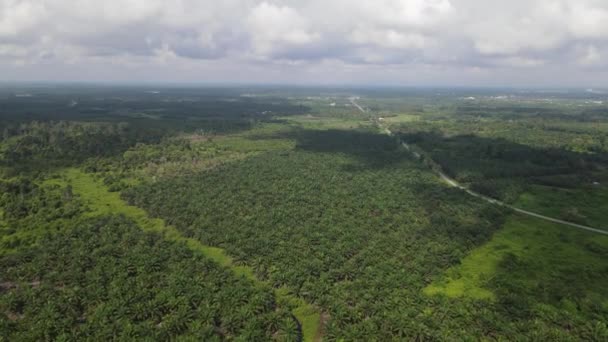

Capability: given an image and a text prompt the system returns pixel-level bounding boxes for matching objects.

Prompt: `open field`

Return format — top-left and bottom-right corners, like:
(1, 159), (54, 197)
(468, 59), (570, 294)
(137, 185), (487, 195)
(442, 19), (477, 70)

(425, 214), (608, 303)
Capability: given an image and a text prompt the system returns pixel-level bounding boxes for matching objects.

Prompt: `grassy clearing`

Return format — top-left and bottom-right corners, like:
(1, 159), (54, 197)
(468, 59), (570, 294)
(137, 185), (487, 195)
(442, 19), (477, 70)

(0, 218), (67, 256)
(0, 186), (76, 256)
(49, 168), (321, 342)
(380, 113), (420, 124)
(276, 287), (322, 341)
(424, 213), (608, 302)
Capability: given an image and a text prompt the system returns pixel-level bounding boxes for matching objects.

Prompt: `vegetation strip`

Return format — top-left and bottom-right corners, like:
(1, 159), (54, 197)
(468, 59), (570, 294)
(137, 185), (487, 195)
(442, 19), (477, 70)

(52, 168), (322, 342)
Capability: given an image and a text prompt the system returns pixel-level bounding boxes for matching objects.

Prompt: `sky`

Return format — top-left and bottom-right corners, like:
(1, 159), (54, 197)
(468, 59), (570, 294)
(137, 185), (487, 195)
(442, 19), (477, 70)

(1, 0), (608, 87)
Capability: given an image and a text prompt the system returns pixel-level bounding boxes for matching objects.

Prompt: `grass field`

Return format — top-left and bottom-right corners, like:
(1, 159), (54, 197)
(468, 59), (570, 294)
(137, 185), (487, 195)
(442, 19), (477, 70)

(425, 212), (608, 309)
(379, 113), (421, 124)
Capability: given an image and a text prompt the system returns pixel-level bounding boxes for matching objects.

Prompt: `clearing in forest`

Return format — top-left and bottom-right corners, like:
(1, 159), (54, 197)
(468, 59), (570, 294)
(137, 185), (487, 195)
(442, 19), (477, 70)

(424, 213), (608, 305)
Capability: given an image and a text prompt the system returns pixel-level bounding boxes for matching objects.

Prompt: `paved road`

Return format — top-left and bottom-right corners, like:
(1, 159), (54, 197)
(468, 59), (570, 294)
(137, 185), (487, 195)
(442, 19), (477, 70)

(349, 97), (367, 113)
(349, 97), (608, 236)
(436, 170), (608, 236)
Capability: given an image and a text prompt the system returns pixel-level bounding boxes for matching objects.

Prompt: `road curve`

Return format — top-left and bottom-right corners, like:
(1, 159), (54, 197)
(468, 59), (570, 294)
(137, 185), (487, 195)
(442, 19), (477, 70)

(349, 97), (608, 236)
(436, 170), (608, 236)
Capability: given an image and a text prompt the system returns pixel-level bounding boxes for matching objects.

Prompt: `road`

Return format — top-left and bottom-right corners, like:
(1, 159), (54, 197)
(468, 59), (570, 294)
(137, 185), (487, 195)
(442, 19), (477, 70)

(349, 97), (367, 113)
(436, 170), (608, 235)
(348, 97), (608, 236)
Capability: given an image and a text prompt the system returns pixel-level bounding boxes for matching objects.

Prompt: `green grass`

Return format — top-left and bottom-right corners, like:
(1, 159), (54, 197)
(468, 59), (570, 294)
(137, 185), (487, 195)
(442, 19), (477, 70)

(276, 287), (322, 341)
(0, 197), (74, 257)
(380, 113), (420, 124)
(49, 168), (321, 342)
(424, 213), (608, 302)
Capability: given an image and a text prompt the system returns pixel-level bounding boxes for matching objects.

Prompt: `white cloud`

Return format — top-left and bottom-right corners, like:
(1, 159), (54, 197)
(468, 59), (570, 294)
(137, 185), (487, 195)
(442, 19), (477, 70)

(1, 0), (608, 84)
(247, 2), (319, 57)
(0, 43), (28, 57)
(345, 0), (453, 28)
(350, 28), (430, 50)
(563, 2), (608, 39)
(492, 56), (546, 68)
(0, 0), (45, 36)
(578, 45), (602, 66)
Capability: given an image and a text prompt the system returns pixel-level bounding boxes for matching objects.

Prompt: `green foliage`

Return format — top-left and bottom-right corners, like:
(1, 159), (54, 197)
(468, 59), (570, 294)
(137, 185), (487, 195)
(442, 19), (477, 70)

(0, 121), (164, 172)
(515, 184), (608, 229)
(0, 177), (81, 254)
(123, 129), (507, 339)
(84, 123), (298, 188)
(49, 167), (321, 342)
(395, 125), (608, 204)
(2, 87), (608, 340)
(0, 215), (293, 340)
(426, 214), (608, 304)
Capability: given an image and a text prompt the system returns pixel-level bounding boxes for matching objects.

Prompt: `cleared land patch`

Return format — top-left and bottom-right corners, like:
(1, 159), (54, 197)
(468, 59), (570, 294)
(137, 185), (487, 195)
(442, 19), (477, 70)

(425, 213), (608, 305)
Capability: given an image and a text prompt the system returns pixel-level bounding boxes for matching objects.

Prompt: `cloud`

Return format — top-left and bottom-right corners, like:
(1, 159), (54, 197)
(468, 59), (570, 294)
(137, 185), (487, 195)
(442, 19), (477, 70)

(1, 0), (608, 85)
(577, 45), (607, 68)
(350, 28), (430, 50)
(0, 0), (45, 36)
(247, 2), (320, 58)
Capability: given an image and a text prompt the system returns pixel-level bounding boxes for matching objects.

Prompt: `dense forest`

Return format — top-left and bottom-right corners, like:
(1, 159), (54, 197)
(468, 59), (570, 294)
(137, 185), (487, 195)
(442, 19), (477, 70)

(0, 171), (298, 340)
(1, 216), (296, 341)
(1, 86), (608, 341)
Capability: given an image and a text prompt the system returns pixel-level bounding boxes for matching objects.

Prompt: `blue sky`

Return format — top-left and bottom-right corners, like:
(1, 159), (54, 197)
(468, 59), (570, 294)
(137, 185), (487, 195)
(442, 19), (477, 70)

(1, 0), (608, 86)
